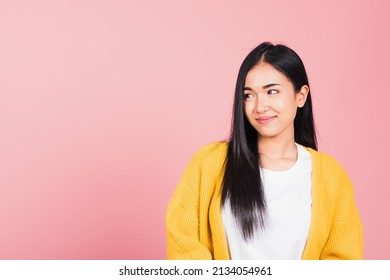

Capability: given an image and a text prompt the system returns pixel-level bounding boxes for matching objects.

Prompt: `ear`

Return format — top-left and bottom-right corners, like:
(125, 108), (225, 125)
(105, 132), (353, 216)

(296, 85), (309, 108)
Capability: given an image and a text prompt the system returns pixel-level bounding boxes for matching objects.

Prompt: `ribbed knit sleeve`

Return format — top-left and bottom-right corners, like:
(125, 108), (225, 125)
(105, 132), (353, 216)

(166, 148), (211, 259)
(165, 142), (227, 260)
(319, 162), (363, 259)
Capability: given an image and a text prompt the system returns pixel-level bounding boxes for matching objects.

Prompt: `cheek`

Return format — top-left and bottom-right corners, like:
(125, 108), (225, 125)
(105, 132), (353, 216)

(277, 95), (297, 113)
(281, 100), (298, 120)
(244, 102), (254, 117)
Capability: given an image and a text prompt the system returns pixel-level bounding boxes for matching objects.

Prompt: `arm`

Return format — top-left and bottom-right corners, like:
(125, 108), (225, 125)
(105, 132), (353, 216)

(165, 151), (213, 260)
(320, 169), (364, 260)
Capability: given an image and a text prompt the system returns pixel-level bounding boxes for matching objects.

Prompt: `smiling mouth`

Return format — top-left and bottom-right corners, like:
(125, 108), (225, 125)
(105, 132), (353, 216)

(256, 116), (276, 124)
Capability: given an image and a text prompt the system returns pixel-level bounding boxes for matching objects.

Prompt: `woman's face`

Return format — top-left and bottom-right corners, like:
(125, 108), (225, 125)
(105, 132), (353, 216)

(243, 62), (308, 141)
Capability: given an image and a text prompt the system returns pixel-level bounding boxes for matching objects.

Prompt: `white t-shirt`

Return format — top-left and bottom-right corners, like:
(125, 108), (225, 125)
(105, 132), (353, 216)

(222, 144), (312, 259)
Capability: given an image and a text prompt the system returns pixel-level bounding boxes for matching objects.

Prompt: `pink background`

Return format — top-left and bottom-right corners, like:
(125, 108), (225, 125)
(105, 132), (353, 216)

(0, 0), (389, 259)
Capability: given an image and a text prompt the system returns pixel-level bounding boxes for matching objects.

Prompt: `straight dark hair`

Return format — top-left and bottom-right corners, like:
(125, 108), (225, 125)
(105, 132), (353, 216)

(221, 42), (317, 240)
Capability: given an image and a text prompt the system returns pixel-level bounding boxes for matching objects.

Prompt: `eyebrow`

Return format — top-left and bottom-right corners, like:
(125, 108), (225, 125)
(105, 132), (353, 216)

(244, 83), (281, 91)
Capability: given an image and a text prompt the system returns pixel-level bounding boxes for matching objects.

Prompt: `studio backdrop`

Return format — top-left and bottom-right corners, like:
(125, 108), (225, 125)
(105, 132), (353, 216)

(0, 0), (389, 259)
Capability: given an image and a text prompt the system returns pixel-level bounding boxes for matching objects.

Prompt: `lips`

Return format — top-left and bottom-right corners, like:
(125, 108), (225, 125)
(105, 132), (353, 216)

(256, 116), (276, 124)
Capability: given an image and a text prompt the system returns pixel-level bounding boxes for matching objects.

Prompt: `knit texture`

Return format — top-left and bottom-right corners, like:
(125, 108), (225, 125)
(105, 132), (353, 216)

(166, 142), (363, 260)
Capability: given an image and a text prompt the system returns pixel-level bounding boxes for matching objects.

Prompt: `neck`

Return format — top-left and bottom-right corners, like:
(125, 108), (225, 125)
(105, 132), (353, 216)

(258, 136), (297, 170)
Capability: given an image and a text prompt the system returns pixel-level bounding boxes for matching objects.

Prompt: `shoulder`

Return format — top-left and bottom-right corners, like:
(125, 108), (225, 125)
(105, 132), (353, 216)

(195, 141), (228, 155)
(184, 141), (228, 178)
(305, 147), (346, 174)
(191, 141), (228, 163)
(305, 147), (355, 198)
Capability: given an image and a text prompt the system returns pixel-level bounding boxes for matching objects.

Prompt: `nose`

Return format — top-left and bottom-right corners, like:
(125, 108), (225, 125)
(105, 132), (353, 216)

(255, 94), (270, 113)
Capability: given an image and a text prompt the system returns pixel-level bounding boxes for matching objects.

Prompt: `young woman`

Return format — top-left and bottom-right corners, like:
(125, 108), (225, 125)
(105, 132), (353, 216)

(166, 42), (363, 260)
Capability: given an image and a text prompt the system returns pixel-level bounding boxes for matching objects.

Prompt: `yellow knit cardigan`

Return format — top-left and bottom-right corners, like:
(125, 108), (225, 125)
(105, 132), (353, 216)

(166, 142), (363, 259)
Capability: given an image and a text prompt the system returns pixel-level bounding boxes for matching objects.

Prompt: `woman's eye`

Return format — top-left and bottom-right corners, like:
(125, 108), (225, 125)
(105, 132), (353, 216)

(244, 93), (254, 99)
(267, 89), (278, 95)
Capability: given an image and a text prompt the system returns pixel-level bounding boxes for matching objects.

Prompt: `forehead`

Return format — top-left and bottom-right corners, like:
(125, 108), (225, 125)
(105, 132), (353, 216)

(245, 62), (290, 87)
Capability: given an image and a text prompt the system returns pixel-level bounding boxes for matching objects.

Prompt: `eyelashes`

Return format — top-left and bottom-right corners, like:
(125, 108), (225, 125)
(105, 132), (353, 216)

(244, 93), (254, 100)
(267, 89), (279, 95)
(244, 89), (279, 100)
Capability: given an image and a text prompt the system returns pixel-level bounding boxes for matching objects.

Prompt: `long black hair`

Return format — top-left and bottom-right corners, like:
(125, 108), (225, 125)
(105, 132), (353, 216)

(221, 42), (317, 240)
